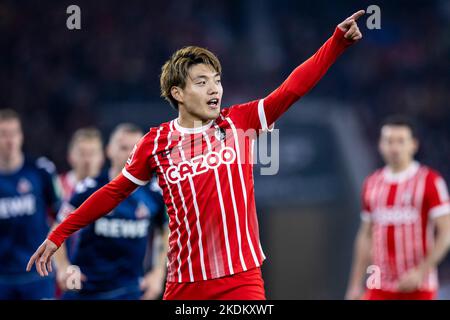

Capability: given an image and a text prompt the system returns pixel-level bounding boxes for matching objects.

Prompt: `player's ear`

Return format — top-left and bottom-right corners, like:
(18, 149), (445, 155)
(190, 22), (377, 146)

(171, 86), (183, 105)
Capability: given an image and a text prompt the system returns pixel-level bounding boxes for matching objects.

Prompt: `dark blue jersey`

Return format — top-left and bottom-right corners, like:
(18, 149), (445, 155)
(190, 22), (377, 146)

(0, 157), (61, 275)
(58, 169), (167, 293)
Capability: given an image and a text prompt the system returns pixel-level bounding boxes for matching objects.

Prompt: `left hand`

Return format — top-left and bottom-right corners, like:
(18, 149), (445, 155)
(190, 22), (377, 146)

(26, 239), (58, 276)
(140, 268), (165, 300)
(337, 10), (365, 41)
(397, 267), (426, 292)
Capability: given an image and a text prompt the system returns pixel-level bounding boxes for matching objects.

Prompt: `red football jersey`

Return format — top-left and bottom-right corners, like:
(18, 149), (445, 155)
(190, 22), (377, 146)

(123, 100), (272, 282)
(361, 162), (450, 291)
(48, 27), (353, 286)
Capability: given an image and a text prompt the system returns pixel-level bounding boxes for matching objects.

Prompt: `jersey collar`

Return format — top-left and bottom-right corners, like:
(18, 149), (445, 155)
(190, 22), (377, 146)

(382, 161), (420, 183)
(173, 118), (214, 134)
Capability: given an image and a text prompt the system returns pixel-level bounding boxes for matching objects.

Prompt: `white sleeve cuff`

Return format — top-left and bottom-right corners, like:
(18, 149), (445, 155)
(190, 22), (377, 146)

(258, 99), (275, 132)
(429, 203), (450, 219)
(360, 210), (372, 222)
(122, 168), (149, 186)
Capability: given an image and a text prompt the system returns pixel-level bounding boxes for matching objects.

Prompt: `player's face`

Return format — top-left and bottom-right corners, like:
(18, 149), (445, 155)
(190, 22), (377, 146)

(175, 63), (223, 123)
(0, 119), (23, 159)
(379, 125), (418, 169)
(107, 131), (142, 170)
(69, 139), (104, 179)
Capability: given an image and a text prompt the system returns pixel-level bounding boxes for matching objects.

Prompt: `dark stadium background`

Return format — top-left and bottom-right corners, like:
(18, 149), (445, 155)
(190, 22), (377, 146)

(1, 0), (449, 298)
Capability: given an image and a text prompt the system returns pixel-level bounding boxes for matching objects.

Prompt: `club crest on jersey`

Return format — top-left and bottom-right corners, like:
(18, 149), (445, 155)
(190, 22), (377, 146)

(135, 202), (150, 219)
(166, 147), (236, 184)
(17, 178), (32, 194)
(215, 127), (226, 141)
(162, 148), (172, 158)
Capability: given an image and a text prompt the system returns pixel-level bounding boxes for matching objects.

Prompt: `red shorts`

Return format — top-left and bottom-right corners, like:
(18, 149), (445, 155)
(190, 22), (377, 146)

(163, 267), (266, 300)
(363, 289), (436, 300)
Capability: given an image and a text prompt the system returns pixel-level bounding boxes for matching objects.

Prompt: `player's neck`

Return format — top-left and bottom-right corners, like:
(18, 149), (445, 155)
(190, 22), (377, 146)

(177, 112), (212, 129)
(0, 152), (24, 173)
(388, 160), (414, 174)
(74, 171), (87, 182)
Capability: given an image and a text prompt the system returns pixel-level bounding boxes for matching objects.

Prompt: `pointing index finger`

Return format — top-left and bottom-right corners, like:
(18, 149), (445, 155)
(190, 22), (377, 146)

(347, 10), (365, 21)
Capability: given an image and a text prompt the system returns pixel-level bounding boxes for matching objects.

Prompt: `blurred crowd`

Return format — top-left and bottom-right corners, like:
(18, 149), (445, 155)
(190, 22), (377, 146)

(1, 0), (449, 180)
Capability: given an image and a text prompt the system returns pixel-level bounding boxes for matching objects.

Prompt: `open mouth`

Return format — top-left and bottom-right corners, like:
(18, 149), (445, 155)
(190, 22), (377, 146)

(207, 98), (219, 109)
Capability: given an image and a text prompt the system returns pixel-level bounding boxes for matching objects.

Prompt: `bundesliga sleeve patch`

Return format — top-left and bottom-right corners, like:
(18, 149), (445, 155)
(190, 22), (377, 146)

(127, 144), (138, 166)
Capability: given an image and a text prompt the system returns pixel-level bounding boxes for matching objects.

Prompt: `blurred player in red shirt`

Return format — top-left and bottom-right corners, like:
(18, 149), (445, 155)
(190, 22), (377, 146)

(346, 116), (450, 300)
(58, 128), (104, 202)
(27, 10), (365, 300)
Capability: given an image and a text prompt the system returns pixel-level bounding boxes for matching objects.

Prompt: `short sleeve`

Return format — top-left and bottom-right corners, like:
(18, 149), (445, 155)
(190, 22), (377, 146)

(426, 171), (450, 220)
(360, 178), (372, 222)
(224, 99), (274, 133)
(122, 130), (155, 186)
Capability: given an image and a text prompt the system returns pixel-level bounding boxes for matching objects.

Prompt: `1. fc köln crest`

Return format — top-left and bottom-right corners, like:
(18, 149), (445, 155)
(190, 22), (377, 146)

(17, 178), (32, 194)
(135, 202), (150, 219)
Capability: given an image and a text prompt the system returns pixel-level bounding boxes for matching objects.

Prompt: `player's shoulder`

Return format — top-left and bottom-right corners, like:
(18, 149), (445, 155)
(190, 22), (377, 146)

(220, 100), (259, 118)
(219, 105), (233, 118)
(420, 164), (439, 177)
(24, 156), (57, 176)
(73, 172), (107, 195)
(420, 164), (447, 184)
(73, 177), (97, 195)
(141, 121), (173, 142)
(365, 168), (384, 184)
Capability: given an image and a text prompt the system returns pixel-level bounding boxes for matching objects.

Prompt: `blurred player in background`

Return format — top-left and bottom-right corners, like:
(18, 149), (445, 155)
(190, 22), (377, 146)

(59, 128), (104, 202)
(53, 123), (168, 300)
(0, 109), (60, 299)
(55, 128), (104, 298)
(346, 116), (450, 300)
(28, 10), (364, 299)
(58, 128), (104, 259)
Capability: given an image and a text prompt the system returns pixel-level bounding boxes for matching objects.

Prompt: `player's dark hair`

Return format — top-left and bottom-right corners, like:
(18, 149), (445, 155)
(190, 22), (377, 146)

(68, 127), (103, 151)
(0, 109), (21, 123)
(160, 46), (222, 110)
(381, 115), (418, 139)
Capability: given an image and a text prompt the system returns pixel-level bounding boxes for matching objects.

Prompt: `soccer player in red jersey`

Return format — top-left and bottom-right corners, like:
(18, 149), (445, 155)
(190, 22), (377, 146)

(346, 116), (450, 300)
(27, 10), (365, 300)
